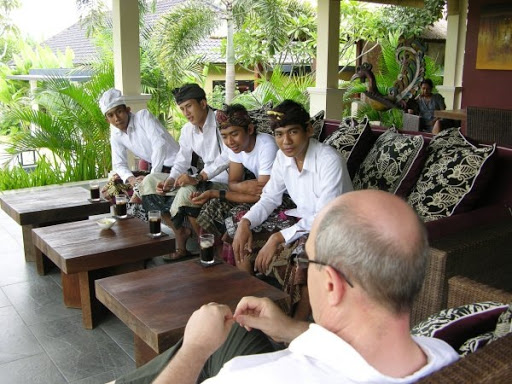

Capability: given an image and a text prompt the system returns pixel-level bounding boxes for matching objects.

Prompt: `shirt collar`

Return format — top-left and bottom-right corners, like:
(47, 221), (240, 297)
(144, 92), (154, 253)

(193, 108), (216, 134)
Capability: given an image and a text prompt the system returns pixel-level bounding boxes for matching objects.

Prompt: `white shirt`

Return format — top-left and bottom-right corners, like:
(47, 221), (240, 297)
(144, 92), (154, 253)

(228, 133), (277, 178)
(110, 109), (180, 182)
(169, 109), (229, 183)
(204, 324), (459, 384)
(243, 139), (353, 244)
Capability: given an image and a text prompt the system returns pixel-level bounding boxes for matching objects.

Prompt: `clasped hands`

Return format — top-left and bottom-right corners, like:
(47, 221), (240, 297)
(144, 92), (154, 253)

(182, 297), (305, 359)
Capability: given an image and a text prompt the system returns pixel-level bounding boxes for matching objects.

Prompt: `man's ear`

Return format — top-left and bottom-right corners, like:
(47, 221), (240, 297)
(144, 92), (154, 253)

(325, 266), (347, 306)
(126, 106), (131, 114)
(306, 122), (314, 137)
(200, 99), (208, 110)
(247, 124), (255, 135)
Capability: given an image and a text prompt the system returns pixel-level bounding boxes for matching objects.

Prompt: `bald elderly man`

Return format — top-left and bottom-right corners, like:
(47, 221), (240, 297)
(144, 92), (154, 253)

(112, 190), (458, 384)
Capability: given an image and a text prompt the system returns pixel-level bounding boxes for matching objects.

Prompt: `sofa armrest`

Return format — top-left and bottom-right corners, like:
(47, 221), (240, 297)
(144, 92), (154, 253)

(418, 333), (512, 383)
(411, 219), (512, 326)
(448, 276), (512, 308)
(425, 203), (512, 241)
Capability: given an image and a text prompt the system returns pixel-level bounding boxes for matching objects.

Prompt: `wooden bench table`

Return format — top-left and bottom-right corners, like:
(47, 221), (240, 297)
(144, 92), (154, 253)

(95, 260), (289, 367)
(0, 186), (110, 262)
(32, 217), (174, 329)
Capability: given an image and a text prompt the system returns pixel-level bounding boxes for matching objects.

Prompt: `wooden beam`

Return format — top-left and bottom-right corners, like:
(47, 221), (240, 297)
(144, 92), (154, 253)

(354, 0), (424, 8)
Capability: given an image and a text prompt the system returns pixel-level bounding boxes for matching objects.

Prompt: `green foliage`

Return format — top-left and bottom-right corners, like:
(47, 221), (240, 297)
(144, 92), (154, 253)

(0, 156), (64, 191)
(3, 65), (114, 182)
(232, 66), (314, 110)
(152, 1), (217, 90)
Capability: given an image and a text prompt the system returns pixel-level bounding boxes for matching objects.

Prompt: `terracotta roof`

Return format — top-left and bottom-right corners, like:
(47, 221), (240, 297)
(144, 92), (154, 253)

(42, 0), (224, 65)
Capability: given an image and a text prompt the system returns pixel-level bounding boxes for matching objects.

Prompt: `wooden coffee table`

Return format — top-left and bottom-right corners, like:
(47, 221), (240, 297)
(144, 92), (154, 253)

(0, 186), (110, 262)
(95, 260), (290, 367)
(32, 217), (174, 329)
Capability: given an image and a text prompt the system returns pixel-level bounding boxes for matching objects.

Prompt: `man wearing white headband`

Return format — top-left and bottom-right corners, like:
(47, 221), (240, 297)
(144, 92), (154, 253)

(99, 88), (179, 186)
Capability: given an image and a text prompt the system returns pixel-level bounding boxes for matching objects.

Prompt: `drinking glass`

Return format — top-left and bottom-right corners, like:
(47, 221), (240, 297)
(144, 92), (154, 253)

(115, 194), (128, 218)
(148, 210), (162, 237)
(199, 233), (215, 265)
(89, 180), (100, 201)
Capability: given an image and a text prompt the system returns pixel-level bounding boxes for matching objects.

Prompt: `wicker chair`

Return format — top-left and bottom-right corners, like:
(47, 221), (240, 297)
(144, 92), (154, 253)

(417, 276), (512, 383)
(466, 106), (512, 146)
(410, 219), (512, 326)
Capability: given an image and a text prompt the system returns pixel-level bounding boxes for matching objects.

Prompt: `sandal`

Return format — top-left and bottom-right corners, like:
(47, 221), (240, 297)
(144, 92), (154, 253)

(162, 248), (191, 261)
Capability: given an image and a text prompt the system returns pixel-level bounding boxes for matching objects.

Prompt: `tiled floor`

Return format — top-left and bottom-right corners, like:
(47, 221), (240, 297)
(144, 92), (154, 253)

(0, 208), (168, 384)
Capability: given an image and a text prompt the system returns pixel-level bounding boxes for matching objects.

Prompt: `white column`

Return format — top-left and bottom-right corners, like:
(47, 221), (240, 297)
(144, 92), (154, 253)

(111, 0), (150, 113)
(438, 0), (467, 109)
(308, 0), (345, 120)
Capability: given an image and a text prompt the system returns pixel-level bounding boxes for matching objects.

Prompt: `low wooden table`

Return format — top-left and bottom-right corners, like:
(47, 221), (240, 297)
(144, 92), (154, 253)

(32, 217), (174, 329)
(0, 186), (110, 262)
(95, 260), (289, 367)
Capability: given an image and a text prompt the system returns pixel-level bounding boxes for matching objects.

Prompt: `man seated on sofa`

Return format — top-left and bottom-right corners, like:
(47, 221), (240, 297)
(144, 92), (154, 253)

(111, 190), (458, 384)
(99, 88), (180, 187)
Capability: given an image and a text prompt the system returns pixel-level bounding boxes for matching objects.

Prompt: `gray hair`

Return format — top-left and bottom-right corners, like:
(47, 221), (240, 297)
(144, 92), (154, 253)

(314, 203), (428, 314)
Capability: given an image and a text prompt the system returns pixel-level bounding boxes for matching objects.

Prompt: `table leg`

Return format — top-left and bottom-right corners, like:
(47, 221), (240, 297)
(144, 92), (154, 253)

(22, 224), (36, 262)
(78, 271), (105, 329)
(62, 272), (81, 308)
(134, 334), (158, 367)
(34, 246), (53, 276)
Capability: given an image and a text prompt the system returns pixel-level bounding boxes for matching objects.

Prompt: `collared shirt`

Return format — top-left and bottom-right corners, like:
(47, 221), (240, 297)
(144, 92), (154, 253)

(169, 109), (229, 183)
(243, 139), (353, 244)
(110, 109), (179, 182)
(204, 324), (459, 384)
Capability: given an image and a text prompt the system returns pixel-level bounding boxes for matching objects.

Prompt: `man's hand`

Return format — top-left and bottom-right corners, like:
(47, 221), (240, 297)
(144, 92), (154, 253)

(238, 180), (264, 196)
(190, 190), (215, 205)
(254, 233), (283, 274)
(232, 219), (253, 264)
(183, 303), (235, 358)
(234, 297), (308, 344)
(126, 175), (144, 187)
(156, 177), (175, 195)
(175, 173), (197, 187)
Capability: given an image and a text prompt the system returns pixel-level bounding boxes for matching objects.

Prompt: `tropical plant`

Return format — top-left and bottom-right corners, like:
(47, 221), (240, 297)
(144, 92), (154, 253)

(2, 64), (114, 182)
(0, 156), (65, 191)
(232, 66), (314, 110)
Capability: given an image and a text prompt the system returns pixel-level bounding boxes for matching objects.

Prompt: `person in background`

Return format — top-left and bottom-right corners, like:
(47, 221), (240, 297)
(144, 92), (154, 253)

(99, 88), (179, 187)
(140, 83), (229, 260)
(409, 79), (450, 134)
(232, 100), (353, 320)
(110, 190), (458, 384)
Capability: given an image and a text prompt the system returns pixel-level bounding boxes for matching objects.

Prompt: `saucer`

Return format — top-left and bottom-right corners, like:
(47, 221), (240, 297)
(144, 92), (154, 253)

(113, 214), (134, 220)
(88, 198), (107, 203)
(146, 232), (169, 239)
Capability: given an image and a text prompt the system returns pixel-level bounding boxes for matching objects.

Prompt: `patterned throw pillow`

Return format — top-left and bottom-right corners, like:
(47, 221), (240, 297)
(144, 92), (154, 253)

(323, 117), (374, 179)
(248, 101), (273, 135)
(351, 127), (426, 195)
(311, 110), (325, 140)
(411, 301), (508, 353)
(407, 128), (496, 222)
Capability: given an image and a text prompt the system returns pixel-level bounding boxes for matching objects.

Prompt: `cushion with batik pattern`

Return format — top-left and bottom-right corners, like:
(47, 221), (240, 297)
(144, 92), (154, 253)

(351, 127), (426, 195)
(248, 101), (274, 135)
(407, 128), (496, 222)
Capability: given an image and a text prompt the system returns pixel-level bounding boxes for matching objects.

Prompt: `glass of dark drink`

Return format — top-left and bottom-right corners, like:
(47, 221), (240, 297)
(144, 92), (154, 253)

(115, 194), (128, 218)
(199, 233), (215, 265)
(89, 180), (100, 201)
(148, 210), (161, 237)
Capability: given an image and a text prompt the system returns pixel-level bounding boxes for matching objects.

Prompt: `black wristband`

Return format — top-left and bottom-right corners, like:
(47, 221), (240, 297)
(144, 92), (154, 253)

(219, 189), (227, 201)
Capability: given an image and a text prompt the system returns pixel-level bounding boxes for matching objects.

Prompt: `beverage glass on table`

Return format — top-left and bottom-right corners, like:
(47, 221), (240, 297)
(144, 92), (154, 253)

(199, 233), (215, 265)
(148, 210), (161, 237)
(89, 180), (100, 201)
(115, 194), (128, 218)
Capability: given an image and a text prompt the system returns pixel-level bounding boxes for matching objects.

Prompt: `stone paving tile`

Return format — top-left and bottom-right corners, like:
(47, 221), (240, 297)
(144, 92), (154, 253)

(0, 305), (44, 365)
(2, 275), (79, 326)
(0, 352), (67, 384)
(99, 315), (136, 363)
(29, 314), (134, 383)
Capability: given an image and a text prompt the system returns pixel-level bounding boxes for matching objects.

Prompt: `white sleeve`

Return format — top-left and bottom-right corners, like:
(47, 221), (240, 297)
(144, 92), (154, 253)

(243, 156), (286, 227)
(110, 131), (133, 182)
(141, 110), (172, 175)
(203, 143), (230, 180)
(169, 127), (193, 180)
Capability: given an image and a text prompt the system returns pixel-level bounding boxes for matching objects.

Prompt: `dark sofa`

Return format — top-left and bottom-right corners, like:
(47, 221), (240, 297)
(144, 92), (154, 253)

(321, 119), (512, 324)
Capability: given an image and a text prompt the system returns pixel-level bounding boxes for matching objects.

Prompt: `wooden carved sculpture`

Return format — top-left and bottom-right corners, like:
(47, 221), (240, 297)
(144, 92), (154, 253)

(351, 37), (426, 111)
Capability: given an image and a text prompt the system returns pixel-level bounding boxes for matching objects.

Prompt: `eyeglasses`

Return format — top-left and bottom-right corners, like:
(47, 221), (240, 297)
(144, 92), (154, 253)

(294, 255), (354, 288)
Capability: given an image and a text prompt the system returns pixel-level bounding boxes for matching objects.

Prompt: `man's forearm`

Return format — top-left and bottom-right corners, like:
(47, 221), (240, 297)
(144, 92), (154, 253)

(153, 344), (209, 384)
